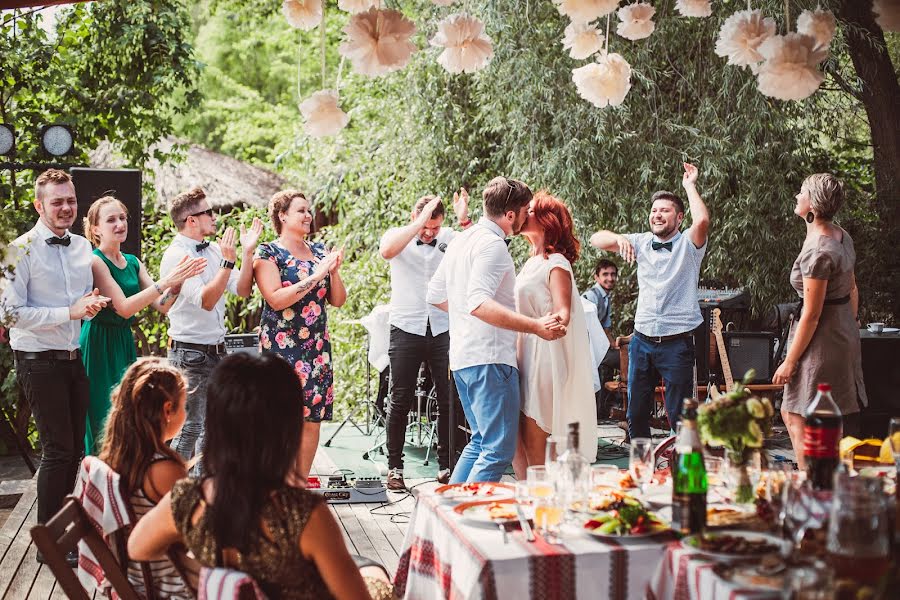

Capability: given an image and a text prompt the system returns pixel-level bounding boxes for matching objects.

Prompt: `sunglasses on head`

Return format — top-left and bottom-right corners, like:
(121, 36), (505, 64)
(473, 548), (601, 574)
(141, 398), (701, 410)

(183, 208), (214, 222)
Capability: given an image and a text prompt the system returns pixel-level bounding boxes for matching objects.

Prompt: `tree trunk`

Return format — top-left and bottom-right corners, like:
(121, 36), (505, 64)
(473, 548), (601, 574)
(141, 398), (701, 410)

(839, 0), (900, 320)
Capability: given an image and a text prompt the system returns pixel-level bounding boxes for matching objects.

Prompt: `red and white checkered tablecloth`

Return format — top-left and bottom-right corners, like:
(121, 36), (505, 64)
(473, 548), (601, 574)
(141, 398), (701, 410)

(394, 492), (672, 600)
(648, 542), (780, 600)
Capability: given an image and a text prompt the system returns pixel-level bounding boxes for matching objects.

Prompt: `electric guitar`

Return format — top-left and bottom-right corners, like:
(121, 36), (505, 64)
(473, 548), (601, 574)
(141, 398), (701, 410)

(711, 308), (734, 393)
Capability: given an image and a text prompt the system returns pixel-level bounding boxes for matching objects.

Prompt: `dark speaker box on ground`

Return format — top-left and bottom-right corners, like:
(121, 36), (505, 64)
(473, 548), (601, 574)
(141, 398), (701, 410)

(225, 333), (260, 355)
(723, 332), (775, 383)
(70, 168), (142, 259)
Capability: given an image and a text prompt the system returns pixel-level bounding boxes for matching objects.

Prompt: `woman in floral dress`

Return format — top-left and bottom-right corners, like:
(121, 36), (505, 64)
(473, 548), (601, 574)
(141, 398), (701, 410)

(253, 190), (346, 480)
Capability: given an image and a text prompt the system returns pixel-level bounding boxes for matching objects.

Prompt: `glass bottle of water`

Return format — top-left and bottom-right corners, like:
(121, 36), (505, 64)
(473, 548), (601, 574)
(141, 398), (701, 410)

(556, 422), (589, 505)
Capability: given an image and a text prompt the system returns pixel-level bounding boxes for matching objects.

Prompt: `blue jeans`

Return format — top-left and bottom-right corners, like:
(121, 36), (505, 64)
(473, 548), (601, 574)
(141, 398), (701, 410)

(627, 333), (695, 440)
(168, 346), (224, 475)
(450, 364), (520, 483)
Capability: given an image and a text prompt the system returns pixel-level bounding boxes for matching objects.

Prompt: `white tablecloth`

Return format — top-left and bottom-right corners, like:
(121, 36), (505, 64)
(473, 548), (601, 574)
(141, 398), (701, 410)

(582, 299), (610, 393)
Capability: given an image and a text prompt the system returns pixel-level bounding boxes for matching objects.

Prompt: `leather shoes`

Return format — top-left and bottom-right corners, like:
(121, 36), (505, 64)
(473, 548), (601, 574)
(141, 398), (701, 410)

(436, 468), (451, 484)
(387, 469), (406, 491)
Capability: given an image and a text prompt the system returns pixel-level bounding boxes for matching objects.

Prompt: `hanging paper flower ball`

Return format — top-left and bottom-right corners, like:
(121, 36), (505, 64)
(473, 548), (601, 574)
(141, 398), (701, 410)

(873, 0), (900, 33)
(797, 8), (836, 50)
(675, 0), (712, 18)
(339, 8), (417, 77)
(757, 33), (827, 101)
(562, 21), (605, 60)
(430, 14), (494, 74)
(616, 2), (656, 41)
(714, 9), (776, 69)
(283, 0), (323, 31)
(572, 51), (632, 108)
(300, 90), (350, 138)
(554, 0), (619, 24)
(338, 0), (378, 14)
(432, 0), (459, 6)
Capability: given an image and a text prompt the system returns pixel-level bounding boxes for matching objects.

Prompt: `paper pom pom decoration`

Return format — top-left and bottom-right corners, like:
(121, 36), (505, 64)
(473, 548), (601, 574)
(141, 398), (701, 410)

(283, 0), (323, 31)
(797, 8), (836, 50)
(432, 0), (459, 6)
(338, 0), (378, 14)
(430, 14), (494, 74)
(714, 9), (776, 69)
(572, 51), (632, 107)
(554, 0), (619, 24)
(616, 3), (656, 41)
(339, 8), (417, 77)
(300, 90), (350, 138)
(873, 0), (900, 33)
(756, 33), (827, 101)
(562, 21), (605, 59)
(675, 0), (712, 18)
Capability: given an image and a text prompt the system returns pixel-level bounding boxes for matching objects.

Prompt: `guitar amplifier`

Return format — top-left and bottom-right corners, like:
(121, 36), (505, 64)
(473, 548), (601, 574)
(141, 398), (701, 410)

(224, 333), (259, 355)
(723, 332), (775, 383)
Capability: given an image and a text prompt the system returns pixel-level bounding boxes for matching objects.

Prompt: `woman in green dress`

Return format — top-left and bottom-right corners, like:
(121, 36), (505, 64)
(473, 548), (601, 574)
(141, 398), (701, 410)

(81, 196), (206, 454)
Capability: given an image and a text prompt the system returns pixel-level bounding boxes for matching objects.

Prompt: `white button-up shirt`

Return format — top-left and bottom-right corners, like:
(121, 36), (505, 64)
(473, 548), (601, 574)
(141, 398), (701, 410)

(427, 219), (517, 371)
(624, 230), (706, 337)
(3, 219), (94, 352)
(160, 233), (239, 345)
(385, 227), (457, 337)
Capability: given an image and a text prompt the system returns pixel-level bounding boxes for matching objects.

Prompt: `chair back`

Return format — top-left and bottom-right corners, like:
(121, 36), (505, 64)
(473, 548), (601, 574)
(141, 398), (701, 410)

(653, 434), (678, 471)
(30, 498), (142, 600)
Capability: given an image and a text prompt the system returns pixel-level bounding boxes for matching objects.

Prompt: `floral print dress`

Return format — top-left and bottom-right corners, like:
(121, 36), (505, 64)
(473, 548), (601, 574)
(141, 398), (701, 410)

(256, 241), (334, 422)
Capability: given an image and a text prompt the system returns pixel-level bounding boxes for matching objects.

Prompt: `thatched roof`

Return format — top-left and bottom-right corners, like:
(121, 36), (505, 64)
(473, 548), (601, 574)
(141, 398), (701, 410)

(89, 137), (287, 209)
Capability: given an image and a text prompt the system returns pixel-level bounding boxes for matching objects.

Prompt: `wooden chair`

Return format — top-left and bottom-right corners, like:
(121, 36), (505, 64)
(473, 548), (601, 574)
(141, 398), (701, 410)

(30, 497), (142, 600)
(653, 434), (678, 471)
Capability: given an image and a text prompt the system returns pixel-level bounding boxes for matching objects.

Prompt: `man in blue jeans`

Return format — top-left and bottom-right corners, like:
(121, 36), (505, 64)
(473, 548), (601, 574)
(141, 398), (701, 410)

(427, 177), (565, 483)
(589, 163), (710, 439)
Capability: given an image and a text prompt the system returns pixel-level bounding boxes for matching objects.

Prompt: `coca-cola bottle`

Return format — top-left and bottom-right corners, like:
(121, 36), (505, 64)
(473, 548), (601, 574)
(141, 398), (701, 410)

(803, 383), (842, 491)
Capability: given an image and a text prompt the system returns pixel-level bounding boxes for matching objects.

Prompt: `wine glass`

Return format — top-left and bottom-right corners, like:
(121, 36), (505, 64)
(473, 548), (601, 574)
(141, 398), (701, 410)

(629, 438), (654, 496)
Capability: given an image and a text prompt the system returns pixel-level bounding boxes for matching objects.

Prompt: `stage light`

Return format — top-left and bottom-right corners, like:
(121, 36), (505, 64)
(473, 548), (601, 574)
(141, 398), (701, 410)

(39, 124), (74, 157)
(0, 124), (14, 156)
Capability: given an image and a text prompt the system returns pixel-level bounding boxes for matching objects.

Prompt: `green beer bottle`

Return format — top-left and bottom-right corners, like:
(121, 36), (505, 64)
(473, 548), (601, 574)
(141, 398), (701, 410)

(671, 398), (707, 534)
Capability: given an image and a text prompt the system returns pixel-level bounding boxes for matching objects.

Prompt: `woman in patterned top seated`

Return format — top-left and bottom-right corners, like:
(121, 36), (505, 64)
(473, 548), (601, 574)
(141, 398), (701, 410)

(128, 353), (391, 600)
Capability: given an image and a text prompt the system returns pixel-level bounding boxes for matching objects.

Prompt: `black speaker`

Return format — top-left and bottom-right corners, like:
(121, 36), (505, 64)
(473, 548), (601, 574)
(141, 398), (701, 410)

(70, 168), (142, 259)
(224, 333), (260, 355)
(723, 332), (775, 383)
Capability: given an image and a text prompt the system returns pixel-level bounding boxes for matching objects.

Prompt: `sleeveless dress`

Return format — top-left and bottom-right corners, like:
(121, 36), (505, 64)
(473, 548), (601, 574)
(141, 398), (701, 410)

(783, 229), (868, 415)
(80, 250), (140, 454)
(515, 254), (598, 460)
(256, 241), (334, 422)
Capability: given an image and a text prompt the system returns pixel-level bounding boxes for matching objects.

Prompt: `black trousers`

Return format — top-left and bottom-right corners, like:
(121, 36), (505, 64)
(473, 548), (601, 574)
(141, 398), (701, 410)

(387, 326), (451, 471)
(15, 356), (89, 524)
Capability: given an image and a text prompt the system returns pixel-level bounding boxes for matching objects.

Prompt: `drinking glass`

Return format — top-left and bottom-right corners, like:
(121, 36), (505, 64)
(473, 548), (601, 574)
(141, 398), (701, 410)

(533, 494), (565, 541)
(781, 473), (829, 557)
(590, 464), (618, 489)
(629, 438), (654, 496)
(889, 417), (900, 468)
(526, 465), (555, 500)
(514, 480), (531, 505)
(826, 471), (890, 585)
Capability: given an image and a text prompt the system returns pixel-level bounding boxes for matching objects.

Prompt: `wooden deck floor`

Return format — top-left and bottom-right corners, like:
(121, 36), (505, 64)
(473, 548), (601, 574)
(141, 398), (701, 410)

(0, 447), (439, 599)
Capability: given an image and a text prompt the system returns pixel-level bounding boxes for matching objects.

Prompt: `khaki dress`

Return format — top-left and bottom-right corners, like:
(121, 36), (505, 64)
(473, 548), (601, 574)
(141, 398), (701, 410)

(782, 229), (868, 415)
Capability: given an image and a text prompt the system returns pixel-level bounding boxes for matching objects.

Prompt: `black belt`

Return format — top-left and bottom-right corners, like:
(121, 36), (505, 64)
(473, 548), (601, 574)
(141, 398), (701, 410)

(634, 330), (694, 344)
(14, 349), (80, 361)
(169, 339), (227, 354)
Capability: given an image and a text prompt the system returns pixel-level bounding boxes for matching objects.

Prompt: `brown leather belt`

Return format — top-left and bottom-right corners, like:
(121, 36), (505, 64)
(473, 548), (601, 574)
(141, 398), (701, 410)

(14, 349), (81, 361)
(168, 339), (227, 354)
(634, 331), (694, 344)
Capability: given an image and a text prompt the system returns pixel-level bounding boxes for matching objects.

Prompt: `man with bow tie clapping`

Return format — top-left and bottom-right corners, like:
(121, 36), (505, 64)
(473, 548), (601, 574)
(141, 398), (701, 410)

(589, 163), (710, 440)
(160, 187), (262, 471)
(2, 169), (110, 559)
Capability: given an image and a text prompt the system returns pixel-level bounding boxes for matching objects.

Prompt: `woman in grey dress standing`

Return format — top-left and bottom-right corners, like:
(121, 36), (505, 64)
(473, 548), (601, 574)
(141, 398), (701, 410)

(773, 173), (867, 469)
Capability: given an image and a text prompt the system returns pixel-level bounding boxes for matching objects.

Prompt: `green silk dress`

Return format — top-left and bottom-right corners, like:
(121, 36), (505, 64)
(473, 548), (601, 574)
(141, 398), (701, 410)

(80, 250), (140, 454)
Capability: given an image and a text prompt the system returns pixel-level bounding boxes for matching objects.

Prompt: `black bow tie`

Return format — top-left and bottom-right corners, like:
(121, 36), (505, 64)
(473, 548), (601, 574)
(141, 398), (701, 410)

(195, 241), (210, 252)
(505, 239), (512, 247)
(46, 235), (71, 247)
(416, 239), (437, 247)
(651, 240), (673, 252)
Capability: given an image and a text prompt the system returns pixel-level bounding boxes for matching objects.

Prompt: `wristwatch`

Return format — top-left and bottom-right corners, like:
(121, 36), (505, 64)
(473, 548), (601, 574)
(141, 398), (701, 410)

(220, 259), (235, 270)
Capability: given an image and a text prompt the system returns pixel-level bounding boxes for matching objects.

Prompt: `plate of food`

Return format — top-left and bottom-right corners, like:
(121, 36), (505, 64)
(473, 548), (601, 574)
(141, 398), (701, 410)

(571, 489), (642, 513)
(453, 499), (523, 527)
(435, 481), (514, 503)
(682, 530), (789, 561)
(582, 502), (670, 540)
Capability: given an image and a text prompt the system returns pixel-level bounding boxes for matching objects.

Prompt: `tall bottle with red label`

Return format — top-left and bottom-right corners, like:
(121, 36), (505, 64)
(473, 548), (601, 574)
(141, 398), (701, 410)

(803, 383), (842, 491)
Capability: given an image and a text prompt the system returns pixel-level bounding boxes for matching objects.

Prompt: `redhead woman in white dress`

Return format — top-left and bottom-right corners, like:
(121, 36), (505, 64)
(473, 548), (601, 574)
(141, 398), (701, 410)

(513, 191), (598, 478)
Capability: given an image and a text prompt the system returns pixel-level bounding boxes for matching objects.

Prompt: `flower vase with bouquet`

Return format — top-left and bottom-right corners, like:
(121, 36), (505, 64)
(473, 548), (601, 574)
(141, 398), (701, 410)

(697, 370), (774, 504)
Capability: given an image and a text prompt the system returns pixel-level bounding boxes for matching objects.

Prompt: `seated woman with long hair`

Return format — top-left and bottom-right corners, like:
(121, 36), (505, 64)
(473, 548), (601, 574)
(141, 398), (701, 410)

(128, 353), (391, 600)
(100, 357), (195, 598)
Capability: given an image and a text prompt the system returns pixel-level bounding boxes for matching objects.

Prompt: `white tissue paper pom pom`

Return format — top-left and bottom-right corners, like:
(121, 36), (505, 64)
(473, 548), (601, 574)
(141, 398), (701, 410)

(339, 8), (417, 77)
(757, 33), (827, 101)
(554, 0), (619, 24)
(797, 8), (836, 50)
(873, 0), (900, 33)
(338, 0), (378, 14)
(432, 0), (459, 6)
(675, 0), (712, 18)
(572, 51), (632, 107)
(616, 2), (656, 41)
(430, 14), (494, 74)
(283, 0), (323, 31)
(300, 90), (350, 138)
(562, 21), (605, 59)
(714, 9), (777, 69)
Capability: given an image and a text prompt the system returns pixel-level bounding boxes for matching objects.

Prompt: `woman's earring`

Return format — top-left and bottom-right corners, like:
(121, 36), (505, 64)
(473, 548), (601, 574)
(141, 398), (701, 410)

(806, 211), (815, 223)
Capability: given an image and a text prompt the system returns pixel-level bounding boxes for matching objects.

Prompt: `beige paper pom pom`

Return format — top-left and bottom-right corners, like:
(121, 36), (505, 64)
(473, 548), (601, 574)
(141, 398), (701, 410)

(339, 8), (418, 77)
(675, 0), (712, 18)
(300, 90), (350, 138)
(283, 0), (323, 31)
(714, 9), (776, 69)
(757, 33), (827, 101)
(616, 2), (656, 41)
(797, 8), (836, 50)
(572, 51), (632, 107)
(554, 0), (619, 24)
(873, 0), (900, 32)
(430, 14), (494, 74)
(562, 21), (605, 59)
(338, 0), (378, 15)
